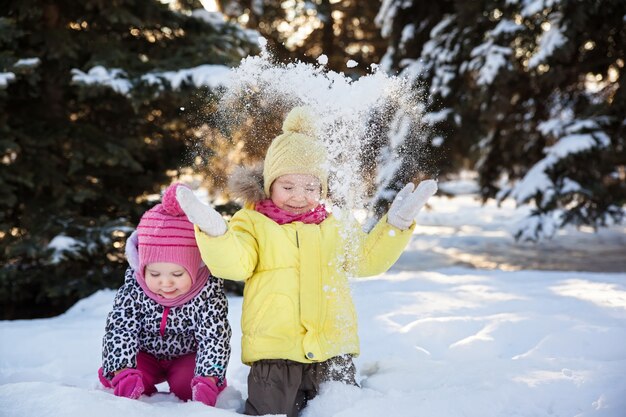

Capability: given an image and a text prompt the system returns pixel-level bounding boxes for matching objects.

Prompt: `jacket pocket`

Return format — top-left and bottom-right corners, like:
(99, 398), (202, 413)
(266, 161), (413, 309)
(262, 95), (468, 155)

(246, 293), (299, 354)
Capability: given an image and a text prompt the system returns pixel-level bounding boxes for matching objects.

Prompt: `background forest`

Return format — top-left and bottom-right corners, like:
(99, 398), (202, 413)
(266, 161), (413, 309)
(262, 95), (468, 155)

(1, 0), (624, 319)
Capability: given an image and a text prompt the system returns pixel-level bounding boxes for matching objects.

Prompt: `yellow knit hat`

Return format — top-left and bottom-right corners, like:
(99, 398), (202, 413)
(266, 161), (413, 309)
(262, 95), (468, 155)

(263, 107), (328, 198)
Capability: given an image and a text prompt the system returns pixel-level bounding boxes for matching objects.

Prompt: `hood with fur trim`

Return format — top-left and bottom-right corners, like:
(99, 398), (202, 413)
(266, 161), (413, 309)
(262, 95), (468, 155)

(125, 230), (140, 271)
(228, 164), (266, 205)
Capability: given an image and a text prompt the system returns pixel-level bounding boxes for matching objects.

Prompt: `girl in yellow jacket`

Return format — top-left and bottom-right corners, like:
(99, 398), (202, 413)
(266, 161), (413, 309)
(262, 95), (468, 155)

(176, 107), (437, 417)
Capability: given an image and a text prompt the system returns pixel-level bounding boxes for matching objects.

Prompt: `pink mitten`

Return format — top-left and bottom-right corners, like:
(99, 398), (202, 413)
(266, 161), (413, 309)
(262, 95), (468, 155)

(191, 376), (226, 406)
(98, 367), (112, 388)
(111, 369), (145, 399)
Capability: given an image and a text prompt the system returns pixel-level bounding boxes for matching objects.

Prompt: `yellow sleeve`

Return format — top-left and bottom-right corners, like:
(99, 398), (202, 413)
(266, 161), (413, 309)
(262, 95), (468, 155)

(353, 214), (415, 277)
(194, 210), (258, 281)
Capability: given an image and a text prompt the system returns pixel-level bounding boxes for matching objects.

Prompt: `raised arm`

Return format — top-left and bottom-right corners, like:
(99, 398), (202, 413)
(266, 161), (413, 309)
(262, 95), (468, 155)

(177, 186), (258, 280)
(353, 179), (437, 276)
(387, 180), (438, 230)
(176, 186), (227, 237)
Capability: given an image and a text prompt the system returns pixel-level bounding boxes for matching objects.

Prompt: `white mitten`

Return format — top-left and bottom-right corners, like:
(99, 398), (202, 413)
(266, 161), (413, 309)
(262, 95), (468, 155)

(176, 186), (227, 237)
(387, 179), (438, 230)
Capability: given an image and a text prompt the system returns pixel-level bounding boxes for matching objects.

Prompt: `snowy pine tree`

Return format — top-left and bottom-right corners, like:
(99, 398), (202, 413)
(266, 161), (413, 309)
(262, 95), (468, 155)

(0, 1), (258, 318)
(375, 0), (625, 240)
(215, 0), (386, 76)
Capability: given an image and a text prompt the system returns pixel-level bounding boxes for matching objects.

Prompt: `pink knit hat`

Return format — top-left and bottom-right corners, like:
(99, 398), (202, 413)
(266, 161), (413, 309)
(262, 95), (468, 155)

(135, 183), (209, 306)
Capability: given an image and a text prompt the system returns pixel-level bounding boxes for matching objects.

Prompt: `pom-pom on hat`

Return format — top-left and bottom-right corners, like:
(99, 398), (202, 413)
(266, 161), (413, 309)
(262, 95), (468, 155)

(135, 183), (208, 307)
(263, 106), (328, 198)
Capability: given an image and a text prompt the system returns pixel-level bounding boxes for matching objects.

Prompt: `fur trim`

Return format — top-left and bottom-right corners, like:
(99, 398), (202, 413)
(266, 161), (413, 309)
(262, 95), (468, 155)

(125, 230), (140, 271)
(228, 164), (266, 204)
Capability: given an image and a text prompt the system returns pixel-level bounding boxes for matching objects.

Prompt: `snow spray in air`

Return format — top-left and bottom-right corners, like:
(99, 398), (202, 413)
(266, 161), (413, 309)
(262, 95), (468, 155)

(208, 37), (429, 357)
(215, 38), (427, 250)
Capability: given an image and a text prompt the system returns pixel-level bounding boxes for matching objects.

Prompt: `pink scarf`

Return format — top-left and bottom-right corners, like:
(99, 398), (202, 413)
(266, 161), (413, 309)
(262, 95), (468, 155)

(255, 199), (328, 225)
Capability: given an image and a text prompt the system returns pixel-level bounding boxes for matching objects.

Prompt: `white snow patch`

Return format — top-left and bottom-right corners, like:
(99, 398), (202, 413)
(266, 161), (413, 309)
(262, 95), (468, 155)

(528, 23), (567, 68)
(47, 235), (84, 264)
(0, 72), (16, 88)
(14, 58), (41, 68)
(71, 66), (132, 95)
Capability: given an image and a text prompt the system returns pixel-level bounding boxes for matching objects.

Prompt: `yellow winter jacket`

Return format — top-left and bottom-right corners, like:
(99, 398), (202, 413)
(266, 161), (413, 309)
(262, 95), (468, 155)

(195, 208), (414, 365)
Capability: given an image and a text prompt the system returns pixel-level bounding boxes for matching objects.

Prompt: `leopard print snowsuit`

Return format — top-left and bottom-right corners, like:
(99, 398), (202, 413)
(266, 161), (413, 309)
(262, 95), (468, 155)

(101, 267), (231, 383)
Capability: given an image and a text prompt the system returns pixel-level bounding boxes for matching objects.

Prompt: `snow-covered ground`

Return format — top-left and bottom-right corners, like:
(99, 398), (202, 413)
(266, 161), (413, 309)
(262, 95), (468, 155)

(401, 186), (626, 273)
(2, 190), (625, 417)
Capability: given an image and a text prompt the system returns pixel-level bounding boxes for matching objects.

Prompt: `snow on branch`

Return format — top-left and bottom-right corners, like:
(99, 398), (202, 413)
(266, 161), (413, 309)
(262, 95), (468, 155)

(509, 117), (612, 240)
(14, 58), (41, 69)
(394, 15), (460, 91)
(510, 120), (609, 205)
(1, 57), (42, 89)
(513, 210), (561, 242)
(466, 41), (513, 86)
(375, 0), (400, 38)
(71, 64), (232, 96)
(0, 72), (16, 89)
(490, 19), (523, 36)
(528, 15), (567, 68)
(421, 108), (453, 126)
(47, 235), (85, 264)
(520, 0), (560, 18)
(141, 65), (232, 90)
(191, 9), (260, 44)
(71, 66), (133, 95)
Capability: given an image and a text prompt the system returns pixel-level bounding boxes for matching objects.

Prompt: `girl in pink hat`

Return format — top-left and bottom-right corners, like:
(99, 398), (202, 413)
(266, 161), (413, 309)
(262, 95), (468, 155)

(98, 183), (230, 406)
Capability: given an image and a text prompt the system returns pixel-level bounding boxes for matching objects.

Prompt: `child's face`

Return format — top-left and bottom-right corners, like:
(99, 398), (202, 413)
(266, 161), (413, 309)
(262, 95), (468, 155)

(270, 174), (322, 215)
(144, 262), (193, 299)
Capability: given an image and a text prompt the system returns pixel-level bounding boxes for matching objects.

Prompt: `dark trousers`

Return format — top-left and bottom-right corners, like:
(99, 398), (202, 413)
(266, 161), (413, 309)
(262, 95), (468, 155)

(244, 355), (358, 417)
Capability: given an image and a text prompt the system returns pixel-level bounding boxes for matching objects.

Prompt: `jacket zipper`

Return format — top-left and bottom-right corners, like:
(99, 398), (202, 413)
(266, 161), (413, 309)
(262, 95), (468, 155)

(160, 306), (170, 338)
(296, 230), (300, 248)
